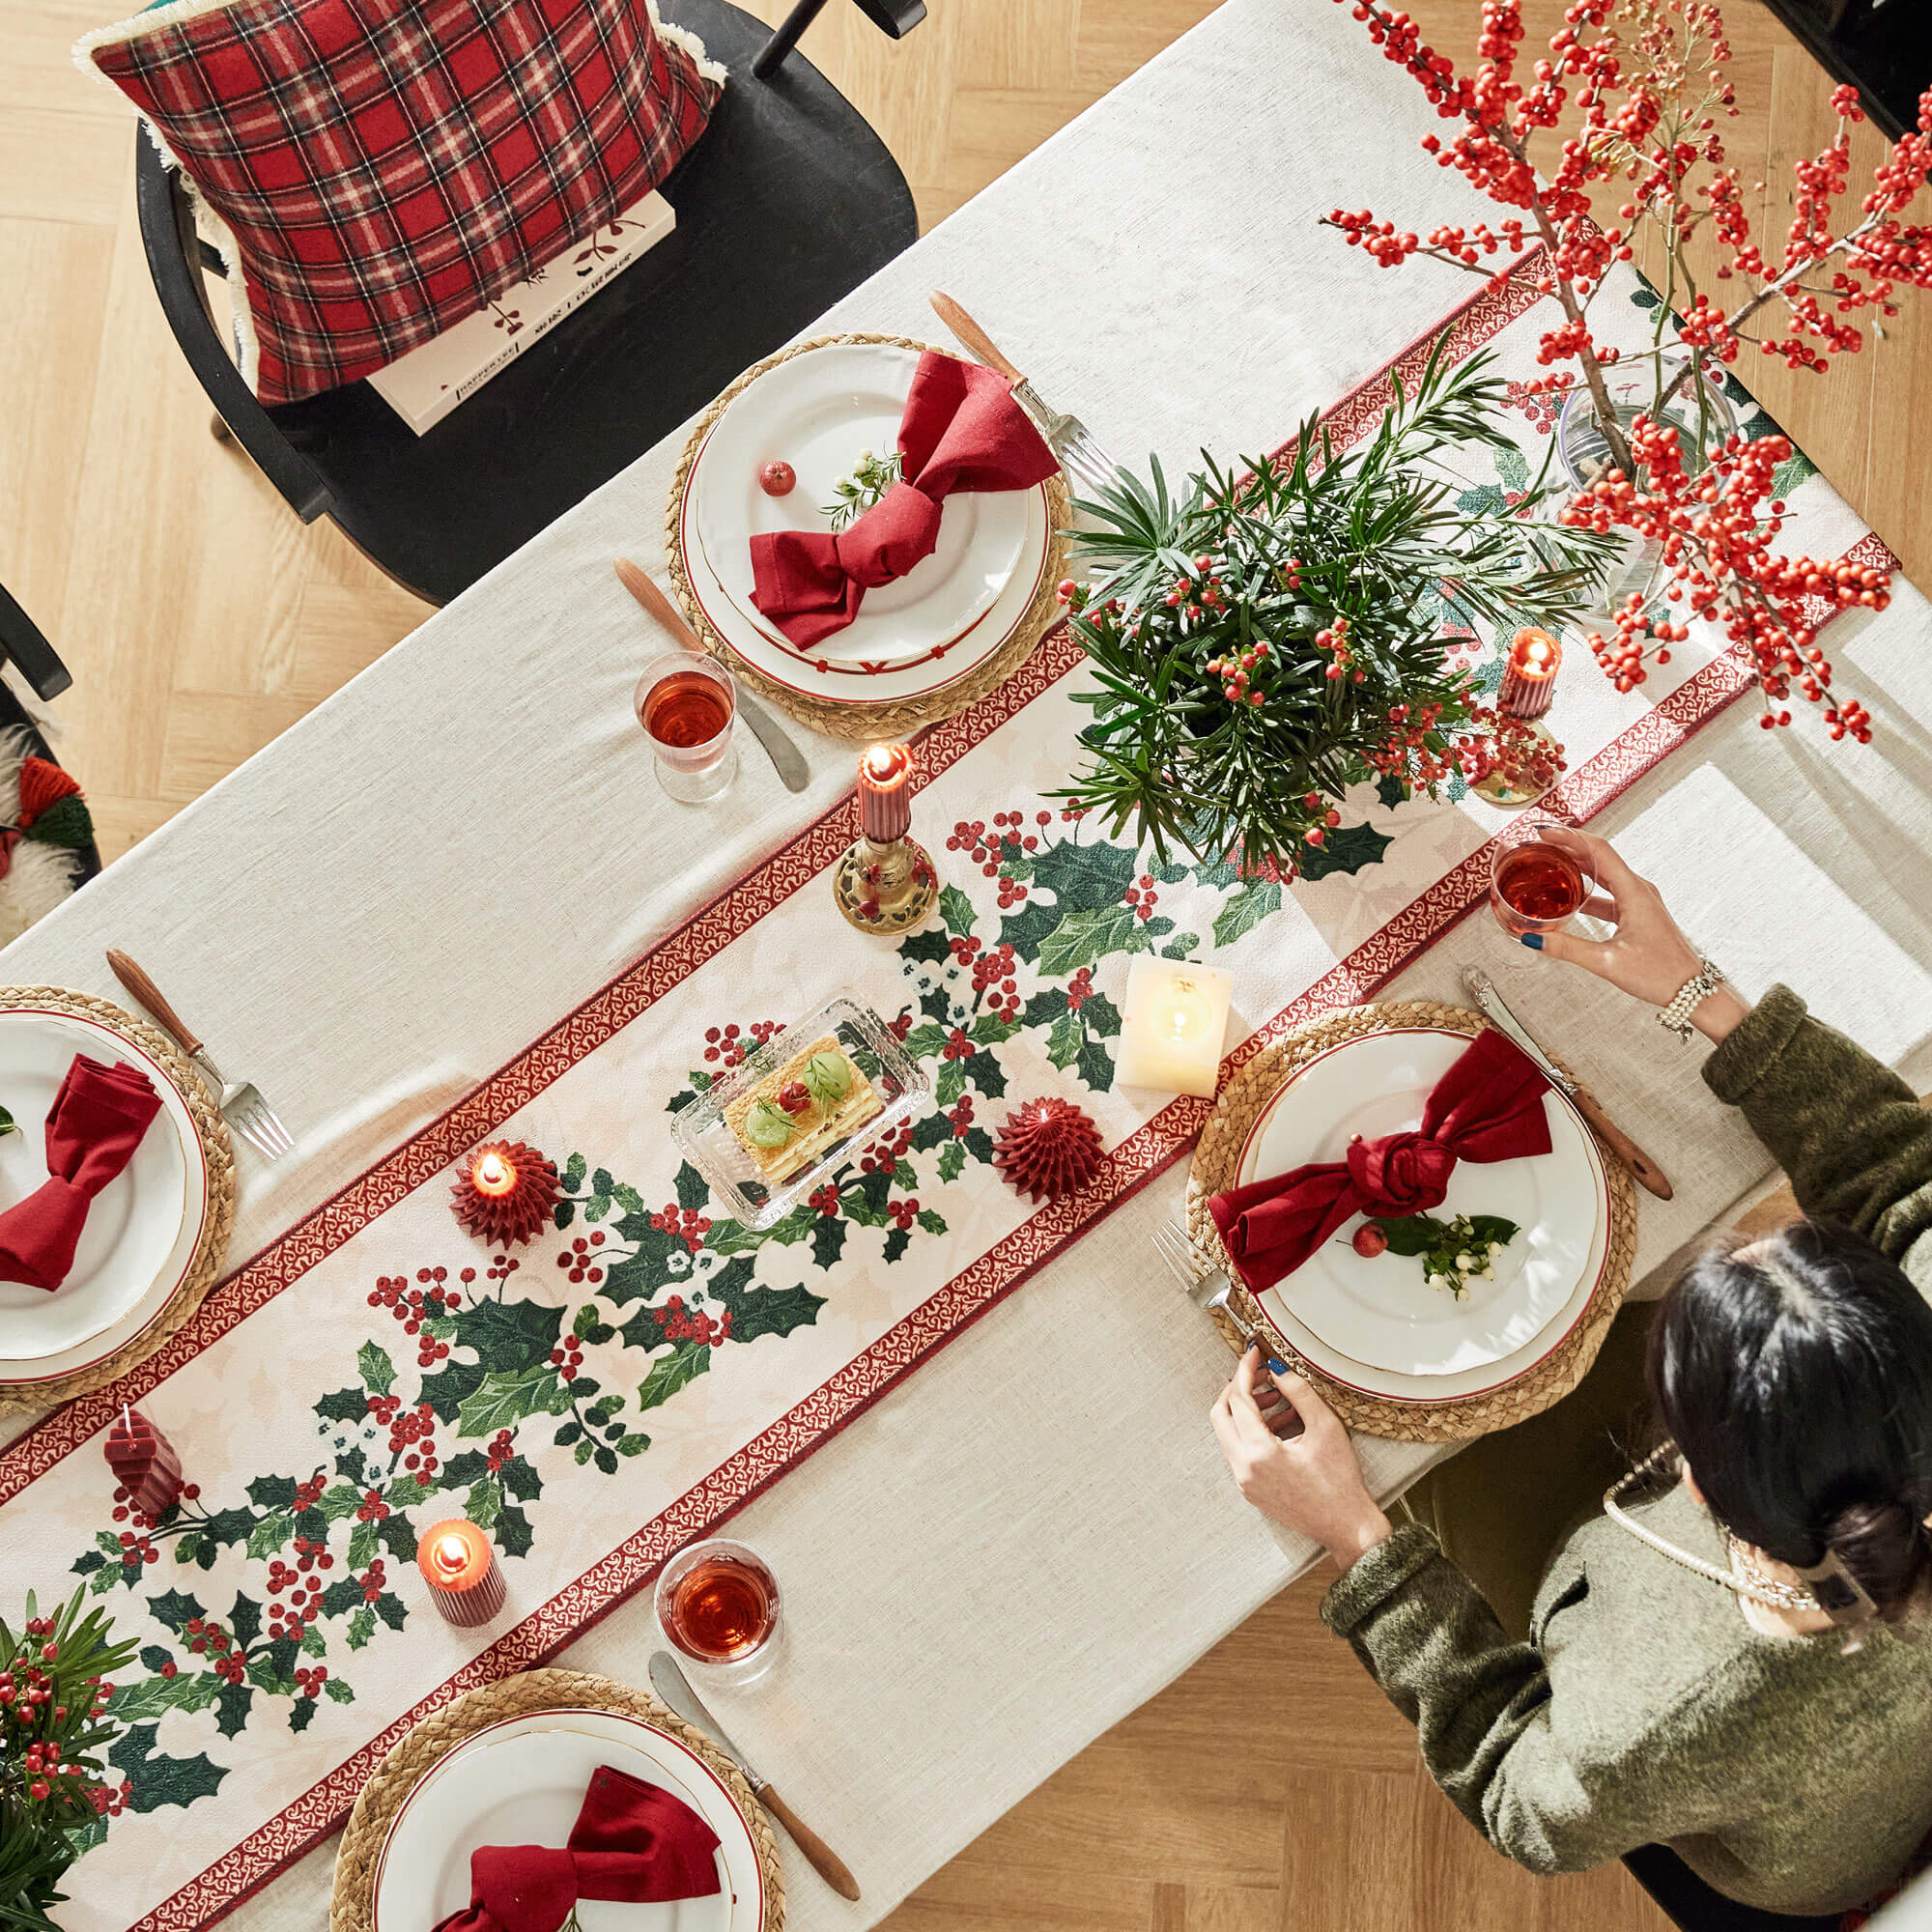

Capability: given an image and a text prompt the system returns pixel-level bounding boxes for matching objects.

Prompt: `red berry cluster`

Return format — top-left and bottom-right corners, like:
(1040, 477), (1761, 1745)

(969, 940), (1020, 1018)
(859, 1122), (915, 1179)
(1122, 874), (1160, 923)
(548, 1335), (587, 1387)
(555, 1230), (610, 1283)
(644, 1203), (710, 1254)
(293, 1663), (329, 1701)
(941, 1027), (973, 1063)
(888, 1194), (922, 1233)
(358, 1557), (389, 1605)
(1203, 635), (1270, 708)
(486, 1428), (515, 1473)
(1065, 966), (1096, 1011)
(948, 1091), (978, 1140)
(807, 1182), (842, 1218)
(183, 1616), (248, 1684)
(384, 1402), (440, 1479)
(367, 1269), (457, 1368)
(948, 811), (1045, 888)
(266, 1557), (327, 1641)
(484, 1253), (520, 1285)
(355, 1488), (390, 1524)
(1313, 614), (1364, 685)
(701, 1020), (779, 1068)
(112, 1526), (159, 1568)
(657, 1293), (733, 1347)
(88, 1776), (134, 1817)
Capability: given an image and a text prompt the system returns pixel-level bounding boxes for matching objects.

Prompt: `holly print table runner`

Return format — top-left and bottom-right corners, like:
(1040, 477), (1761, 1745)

(3, 251), (1888, 1932)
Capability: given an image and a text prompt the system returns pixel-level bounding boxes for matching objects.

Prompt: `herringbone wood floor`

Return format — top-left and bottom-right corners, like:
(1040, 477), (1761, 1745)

(5, 1), (1914, 1924)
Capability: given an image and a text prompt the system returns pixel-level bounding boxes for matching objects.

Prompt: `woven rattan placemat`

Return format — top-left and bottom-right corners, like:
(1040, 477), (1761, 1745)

(329, 1667), (785, 1932)
(0, 984), (237, 1413)
(664, 333), (1072, 741)
(1185, 1001), (1637, 1443)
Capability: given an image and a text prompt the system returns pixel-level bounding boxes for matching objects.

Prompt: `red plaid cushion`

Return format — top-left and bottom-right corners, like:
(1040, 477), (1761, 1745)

(85, 0), (721, 404)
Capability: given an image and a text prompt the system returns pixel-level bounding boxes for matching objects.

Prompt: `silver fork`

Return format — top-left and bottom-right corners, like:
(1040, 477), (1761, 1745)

(929, 292), (1121, 497)
(106, 951), (293, 1159)
(1153, 1220), (1303, 1435)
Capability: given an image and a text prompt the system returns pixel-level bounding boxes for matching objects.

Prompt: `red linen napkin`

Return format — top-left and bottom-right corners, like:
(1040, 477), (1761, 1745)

(0, 1055), (163, 1293)
(430, 1763), (723, 1932)
(1206, 1030), (1552, 1293)
(749, 352), (1060, 649)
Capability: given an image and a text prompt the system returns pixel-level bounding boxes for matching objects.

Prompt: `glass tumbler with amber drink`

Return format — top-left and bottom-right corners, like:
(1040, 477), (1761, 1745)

(636, 651), (737, 804)
(1490, 816), (1612, 940)
(655, 1537), (783, 1684)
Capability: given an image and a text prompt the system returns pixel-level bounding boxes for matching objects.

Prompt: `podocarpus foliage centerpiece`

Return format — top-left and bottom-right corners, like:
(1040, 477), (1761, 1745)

(1058, 346), (1615, 878)
(1324, 0), (1932, 741)
(1, 1586), (135, 1932)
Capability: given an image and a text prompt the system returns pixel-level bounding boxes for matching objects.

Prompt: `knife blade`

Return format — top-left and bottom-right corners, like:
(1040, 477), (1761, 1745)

(648, 1650), (861, 1901)
(1463, 966), (1672, 1200)
(613, 557), (812, 794)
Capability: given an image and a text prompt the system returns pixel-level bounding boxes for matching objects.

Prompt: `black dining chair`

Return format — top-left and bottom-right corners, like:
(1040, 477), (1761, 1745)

(135, 0), (923, 607)
(1623, 1845), (1852, 1932)
(0, 585), (102, 888)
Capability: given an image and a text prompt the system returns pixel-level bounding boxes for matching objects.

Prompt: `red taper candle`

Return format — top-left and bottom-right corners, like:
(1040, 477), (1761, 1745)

(856, 743), (914, 842)
(1497, 627), (1561, 719)
(418, 1518), (507, 1627)
(105, 1405), (184, 1520)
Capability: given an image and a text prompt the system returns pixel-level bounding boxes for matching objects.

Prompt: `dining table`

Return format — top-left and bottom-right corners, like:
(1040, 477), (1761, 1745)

(8, 2), (1932, 1929)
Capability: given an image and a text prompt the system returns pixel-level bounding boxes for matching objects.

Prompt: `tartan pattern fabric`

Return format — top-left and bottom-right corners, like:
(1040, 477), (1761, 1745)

(87, 0), (720, 405)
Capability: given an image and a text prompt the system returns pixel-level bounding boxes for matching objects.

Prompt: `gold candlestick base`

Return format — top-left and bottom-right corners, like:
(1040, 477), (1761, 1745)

(833, 835), (939, 935)
(1472, 718), (1563, 808)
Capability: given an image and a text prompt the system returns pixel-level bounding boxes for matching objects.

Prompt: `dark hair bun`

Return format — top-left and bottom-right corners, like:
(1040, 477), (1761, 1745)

(1651, 1219), (1932, 1622)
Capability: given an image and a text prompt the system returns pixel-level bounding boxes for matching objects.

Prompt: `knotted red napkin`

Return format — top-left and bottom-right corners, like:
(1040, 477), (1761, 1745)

(0, 1055), (163, 1292)
(1207, 1030), (1552, 1293)
(749, 352), (1060, 649)
(430, 1763), (723, 1932)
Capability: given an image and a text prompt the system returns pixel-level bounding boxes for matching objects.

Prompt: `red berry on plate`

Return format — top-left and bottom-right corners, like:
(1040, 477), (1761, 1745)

(1351, 1223), (1388, 1259)
(758, 461), (796, 497)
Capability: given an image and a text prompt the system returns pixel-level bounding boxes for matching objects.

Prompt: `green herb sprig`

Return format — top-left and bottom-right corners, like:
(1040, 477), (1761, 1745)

(823, 449), (903, 532)
(1372, 1211), (1520, 1300)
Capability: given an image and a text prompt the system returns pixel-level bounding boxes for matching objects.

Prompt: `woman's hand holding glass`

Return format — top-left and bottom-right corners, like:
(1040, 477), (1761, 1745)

(1210, 1347), (1392, 1571)
(1526, 828), (1749, 1043)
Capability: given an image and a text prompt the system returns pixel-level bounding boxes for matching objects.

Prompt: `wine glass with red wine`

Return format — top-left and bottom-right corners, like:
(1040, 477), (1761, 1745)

(1489, 816), (1608, 939)
(654, 1537), (783, 1686)
(635, 652), (737, 803)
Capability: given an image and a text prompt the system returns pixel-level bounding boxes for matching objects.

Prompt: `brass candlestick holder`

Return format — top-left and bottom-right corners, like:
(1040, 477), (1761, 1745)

(832, 834), (939, 935)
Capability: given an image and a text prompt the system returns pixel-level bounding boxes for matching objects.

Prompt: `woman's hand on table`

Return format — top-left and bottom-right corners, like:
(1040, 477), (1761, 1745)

(1526, 827), (1750, 1043)
(1211, 1347), (1392, 1571)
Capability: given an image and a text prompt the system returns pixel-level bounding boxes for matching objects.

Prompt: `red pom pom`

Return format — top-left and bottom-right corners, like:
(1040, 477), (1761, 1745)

(992, 1097), (1103, 1203)
(16, 756), (80, 829)
(450, 1141), (560, 1247)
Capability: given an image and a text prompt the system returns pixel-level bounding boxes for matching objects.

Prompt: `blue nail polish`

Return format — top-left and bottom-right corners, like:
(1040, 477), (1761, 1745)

(1268, 1357), (1289, 1375)
(1520, 932), (1544, 951)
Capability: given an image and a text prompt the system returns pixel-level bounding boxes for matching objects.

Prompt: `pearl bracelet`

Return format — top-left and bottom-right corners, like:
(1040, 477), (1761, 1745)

(1659, 959), (1725, 1041)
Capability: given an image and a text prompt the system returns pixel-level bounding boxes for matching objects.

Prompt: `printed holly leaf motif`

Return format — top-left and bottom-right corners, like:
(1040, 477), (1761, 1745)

(356, 1342), (396, 1397)
(939, 884), (978, 936)
(138, 1644), (171, 1674)
(245, 1515), (293, 1563)
(1030, 838), (1137, 915)
(909, 1110), (953, 1152)
(1076, 1038), (1117, 1093)
(935, 1060), (966, 1108)
(146, 1589), (205, 1634)
(213, 1681), (253, 1740)
(1045, 1009), (1085, 1070)
(897, 928), (953, 967)
(464, 1475), (503, 1530)
(499, 1454), (542, 1502)
(916, 1208), (947, 1235)
(379, 1514), (419, 1566)
(228, 1592), (262, 1653)
(962, 1126), (997, 1165)
(1376, 772), (1408, 810)
(1211, 880), (1282, 949)
(454, 1297), (564, 1373)
(897, 1021), (951, 1060)
(456, 1364), (569, 1437)
(385, 1474), (430, 1511)
(936, 1139), (966, 1182)
(1022, 988), (1069, 1029)
(109, 1722), (228, 1813)
(672, 1161), (709, 1212)
(971, 1012), (1022, 1047)
(319, 1484), (363, 1523)
(288, 1697), (316, 1736)
(325, 1677), (355, 1705)
(809, 1215), (846, 1272)
(964, 1050), (1007, 1100)
(439, 1450), (492, 1489)
(107, 1671), (222, 1727)
(709, 1274), (827, 1346)
(1081, 991), (1122, 1037)
(998, 895), (1065, 963)
(495, 1505), (535, 1558)
(637, 1339), (710, 1412)
(373, 1592), (408, 1634)
(1298, 822), (1393, 881)
(918, 984), (952, 1025)
(345, 1606), (378, 1650)
(72, 1549), (108, 1577)
(348, 1520), (379, 1572)
(883, 1227), (910, 1264)
(314, 1385), (369, 1426)
(246, 1475), (298, 1513)
(415, 1356), (487, 1424)
(1037, 906), (1152, 977)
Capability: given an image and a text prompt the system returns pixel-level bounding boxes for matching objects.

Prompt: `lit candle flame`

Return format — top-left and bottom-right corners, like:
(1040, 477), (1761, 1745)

(434, 1533), (472, 1577)
(1158, 979), (1212, 1044)
(864, 745), (898, 781)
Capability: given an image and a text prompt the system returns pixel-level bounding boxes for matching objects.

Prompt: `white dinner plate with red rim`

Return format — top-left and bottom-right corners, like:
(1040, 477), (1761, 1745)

(0, 1009), (209, 1381)
(676, 416), (1052, 705)
(1236, 1028), (1611, 1402)
(691, 342), (1032, 668)
(371, 1709), (766, 1932)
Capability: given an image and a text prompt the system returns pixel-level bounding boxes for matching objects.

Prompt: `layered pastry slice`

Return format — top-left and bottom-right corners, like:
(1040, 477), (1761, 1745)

(724, 1035), (881, 1185)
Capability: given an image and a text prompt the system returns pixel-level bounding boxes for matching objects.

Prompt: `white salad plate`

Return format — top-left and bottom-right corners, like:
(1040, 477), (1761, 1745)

(0, 1008), (207, 1379)
(692, 342), (1032, 669)
(372, 1710), (766, 1932)
(1239, 1028), (1611, 1400)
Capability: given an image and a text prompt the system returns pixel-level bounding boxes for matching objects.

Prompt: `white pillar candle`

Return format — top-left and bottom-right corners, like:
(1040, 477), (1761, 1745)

(1115, 956), (1232, 1097)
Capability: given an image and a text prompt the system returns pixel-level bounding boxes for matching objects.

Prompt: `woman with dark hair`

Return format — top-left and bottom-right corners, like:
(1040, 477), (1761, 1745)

(1210, 825), (1932, 1915)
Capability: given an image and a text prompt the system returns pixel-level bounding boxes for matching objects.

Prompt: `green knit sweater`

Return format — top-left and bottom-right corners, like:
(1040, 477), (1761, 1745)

(1321, 986), (1932, 1914)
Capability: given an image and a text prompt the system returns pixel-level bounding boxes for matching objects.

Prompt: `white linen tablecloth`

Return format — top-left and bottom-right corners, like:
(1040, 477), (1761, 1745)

(14, 2), (1932, 1925)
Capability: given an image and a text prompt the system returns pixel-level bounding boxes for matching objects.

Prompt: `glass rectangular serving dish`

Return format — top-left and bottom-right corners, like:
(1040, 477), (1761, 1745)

(670, 996), (931, 1230)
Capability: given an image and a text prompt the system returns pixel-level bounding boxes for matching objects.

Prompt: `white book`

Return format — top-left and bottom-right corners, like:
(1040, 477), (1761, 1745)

(369, 189), (678, 434)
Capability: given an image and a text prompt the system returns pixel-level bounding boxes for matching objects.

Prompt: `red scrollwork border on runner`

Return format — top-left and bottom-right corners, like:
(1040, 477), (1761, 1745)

(6, 251), (1898, 1932)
